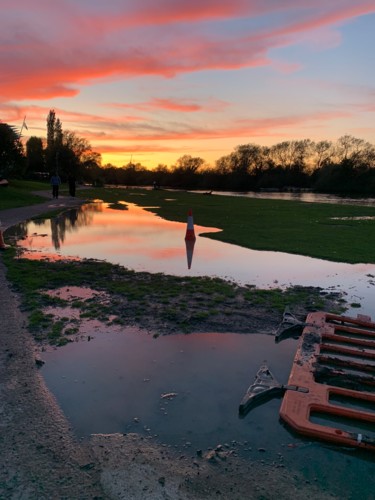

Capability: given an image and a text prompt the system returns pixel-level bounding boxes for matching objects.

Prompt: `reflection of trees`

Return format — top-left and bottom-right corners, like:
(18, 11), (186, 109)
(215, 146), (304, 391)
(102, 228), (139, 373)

(49, 202), (103, 250)
(5, 222), (28, 241)
(51, 218), (64, 250)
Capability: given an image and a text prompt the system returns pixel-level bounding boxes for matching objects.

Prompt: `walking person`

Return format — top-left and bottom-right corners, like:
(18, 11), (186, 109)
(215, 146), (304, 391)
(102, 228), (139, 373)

(50, 172), (61, 199)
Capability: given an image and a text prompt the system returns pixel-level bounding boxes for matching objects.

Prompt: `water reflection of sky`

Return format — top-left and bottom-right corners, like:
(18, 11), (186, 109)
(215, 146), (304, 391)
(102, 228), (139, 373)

(194, 189), (375, 206)
(12, 201), (375, 318)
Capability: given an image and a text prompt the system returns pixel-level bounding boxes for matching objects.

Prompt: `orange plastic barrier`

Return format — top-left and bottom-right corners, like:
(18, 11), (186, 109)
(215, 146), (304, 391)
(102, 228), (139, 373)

(280, 311), (375, 451)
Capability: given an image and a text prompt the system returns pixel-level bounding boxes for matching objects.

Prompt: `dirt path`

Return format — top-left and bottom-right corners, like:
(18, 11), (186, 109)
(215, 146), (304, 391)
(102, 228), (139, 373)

(0, 195), (339, 499)
(0, 193), (105, 498)
(0, 259), (106, 498)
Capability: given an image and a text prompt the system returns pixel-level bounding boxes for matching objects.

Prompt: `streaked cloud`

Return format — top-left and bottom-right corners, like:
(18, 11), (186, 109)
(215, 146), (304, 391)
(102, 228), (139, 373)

(1, 0), (374, 166)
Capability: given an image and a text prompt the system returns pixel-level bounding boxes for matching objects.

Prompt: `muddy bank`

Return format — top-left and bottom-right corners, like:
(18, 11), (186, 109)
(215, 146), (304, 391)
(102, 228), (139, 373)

(91, 432), (337, 500)
(0, 259), (104, 498)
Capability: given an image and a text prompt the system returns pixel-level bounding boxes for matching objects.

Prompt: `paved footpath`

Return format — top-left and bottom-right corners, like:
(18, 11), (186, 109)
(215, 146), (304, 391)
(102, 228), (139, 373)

(0, 191), (86, 230)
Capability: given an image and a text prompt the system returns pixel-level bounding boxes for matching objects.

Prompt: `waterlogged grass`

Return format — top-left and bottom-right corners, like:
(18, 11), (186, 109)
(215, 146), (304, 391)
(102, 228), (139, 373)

(2, 248), (345, 345)
(0, 183), (352, 345)
(2, 182), (375, 263)
(78, 187), (375, 264)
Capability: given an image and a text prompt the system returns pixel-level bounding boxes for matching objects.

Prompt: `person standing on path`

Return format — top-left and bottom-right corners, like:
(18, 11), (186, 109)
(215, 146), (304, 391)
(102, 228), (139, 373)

(50, 172), (61, 199)
(68, 175), (76, 197)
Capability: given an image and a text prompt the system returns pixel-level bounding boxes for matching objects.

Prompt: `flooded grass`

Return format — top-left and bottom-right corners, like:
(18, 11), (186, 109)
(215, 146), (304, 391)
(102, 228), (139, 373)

(3, 248), (345, 346)
(77, 187), (375, 264)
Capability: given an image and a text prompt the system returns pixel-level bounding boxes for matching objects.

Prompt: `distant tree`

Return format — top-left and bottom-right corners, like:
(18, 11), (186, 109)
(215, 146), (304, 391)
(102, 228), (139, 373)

(153, 163), (169, 175)
(215, 155), (232, 176)
(270, 140), (312, 171)
(62, 131), (101, 179)
(151, 163), (169, 187)
(313, 140), (333, 169)
(81, 150), (102, 170)
(232, 144), (265, 175)
(46, 109), (61, 172)
(26, 136), (45, 175)
(63, 130), (91, 161)
(0, 122), (25, 178)
(46, 109), (56, 151)
(175, 155), (205, 173)
(335, 135), (375, 170)
(55, 118), (63, 148)
(169, 155), (205, 188)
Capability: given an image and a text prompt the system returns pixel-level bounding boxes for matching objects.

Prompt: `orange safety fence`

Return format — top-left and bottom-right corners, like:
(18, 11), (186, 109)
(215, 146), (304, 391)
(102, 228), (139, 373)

(280, 311), (375, 451)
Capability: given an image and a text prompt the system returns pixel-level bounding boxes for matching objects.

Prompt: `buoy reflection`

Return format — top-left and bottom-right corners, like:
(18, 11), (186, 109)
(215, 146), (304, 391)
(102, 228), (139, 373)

(185, 238), (195, 269)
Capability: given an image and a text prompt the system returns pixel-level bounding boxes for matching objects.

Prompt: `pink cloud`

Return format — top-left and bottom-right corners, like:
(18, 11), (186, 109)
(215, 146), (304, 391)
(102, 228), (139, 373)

(108, 97), (229, 113)
(90, 110), (354, 148)
(1, 1), (374, 102)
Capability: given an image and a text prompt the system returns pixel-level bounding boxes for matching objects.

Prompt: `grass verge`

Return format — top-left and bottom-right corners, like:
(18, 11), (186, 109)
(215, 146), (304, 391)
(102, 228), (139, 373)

(0, 180), (49, 210)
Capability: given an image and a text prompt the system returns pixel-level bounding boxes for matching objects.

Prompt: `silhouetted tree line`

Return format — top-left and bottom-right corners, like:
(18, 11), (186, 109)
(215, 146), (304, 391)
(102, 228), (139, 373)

(1, 113), (375, 195)
(99, 138), (375, 196)
(0, 111), (102, 184)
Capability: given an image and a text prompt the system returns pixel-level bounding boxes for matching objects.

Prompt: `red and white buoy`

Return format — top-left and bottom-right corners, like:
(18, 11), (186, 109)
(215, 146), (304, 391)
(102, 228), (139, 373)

(185, 209), (196, 241)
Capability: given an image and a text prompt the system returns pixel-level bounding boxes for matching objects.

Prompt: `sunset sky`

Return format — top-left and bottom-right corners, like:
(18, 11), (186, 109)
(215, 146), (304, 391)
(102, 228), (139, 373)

(1, 0), (375, 169)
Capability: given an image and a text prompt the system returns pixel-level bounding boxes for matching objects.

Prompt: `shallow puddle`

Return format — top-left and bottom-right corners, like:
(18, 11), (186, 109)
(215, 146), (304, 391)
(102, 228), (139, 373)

(41, 326), (375, 498)
(42, 328), (295, 444)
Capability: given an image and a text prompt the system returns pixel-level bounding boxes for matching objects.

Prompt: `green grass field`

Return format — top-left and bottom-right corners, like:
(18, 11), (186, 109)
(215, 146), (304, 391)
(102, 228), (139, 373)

(0, 180), (49, 210)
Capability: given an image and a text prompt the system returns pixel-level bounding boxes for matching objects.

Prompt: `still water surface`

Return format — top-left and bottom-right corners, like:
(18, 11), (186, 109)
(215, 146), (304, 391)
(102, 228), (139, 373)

(193, 189), (375, 206)
(10, 196), (375, 498)
(41, 327), (374, 498)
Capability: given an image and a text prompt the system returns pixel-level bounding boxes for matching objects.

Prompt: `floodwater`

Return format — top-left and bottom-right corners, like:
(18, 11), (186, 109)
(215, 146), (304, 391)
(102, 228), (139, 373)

(9, 196), (375, 498)
(193, 189), (375, 206)
(9, 200), (375, 317)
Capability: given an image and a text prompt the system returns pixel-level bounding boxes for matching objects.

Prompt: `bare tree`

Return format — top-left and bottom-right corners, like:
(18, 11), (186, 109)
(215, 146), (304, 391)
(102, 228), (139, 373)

(335, 135), (375, 169)
(270, 140), (312, 171)
(314, 140), (333, 169)
(175, 155), (205, 173)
